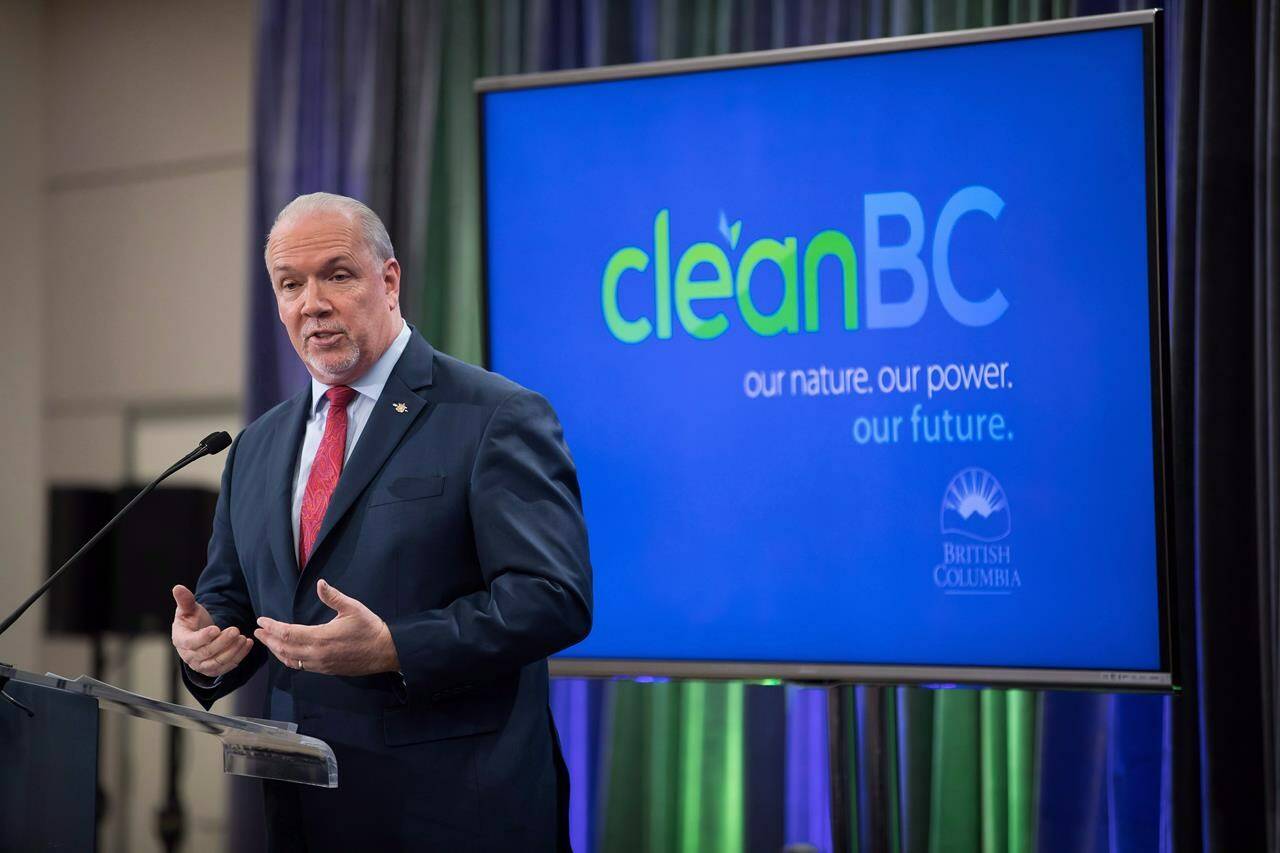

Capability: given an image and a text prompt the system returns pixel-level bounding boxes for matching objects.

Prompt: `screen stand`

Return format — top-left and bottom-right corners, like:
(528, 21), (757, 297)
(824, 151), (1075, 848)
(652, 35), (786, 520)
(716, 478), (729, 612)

(827, 684), (893, 852)
(827, 684), (853, 853)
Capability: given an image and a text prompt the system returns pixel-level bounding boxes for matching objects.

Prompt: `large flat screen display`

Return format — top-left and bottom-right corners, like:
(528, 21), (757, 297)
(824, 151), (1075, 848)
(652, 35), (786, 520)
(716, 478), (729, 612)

(479, 11), (1175, 689)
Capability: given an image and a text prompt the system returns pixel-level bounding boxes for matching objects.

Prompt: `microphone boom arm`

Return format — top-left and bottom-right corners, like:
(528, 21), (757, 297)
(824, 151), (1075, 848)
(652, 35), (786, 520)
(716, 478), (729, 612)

(0, 431), (232, 640)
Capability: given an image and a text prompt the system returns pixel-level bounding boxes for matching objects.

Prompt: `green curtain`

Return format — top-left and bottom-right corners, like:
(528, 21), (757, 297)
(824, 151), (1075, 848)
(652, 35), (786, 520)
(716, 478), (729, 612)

(404, 3), (1095, 852)
(601, 681), (747, 852)
(923, 689), (1037, 853)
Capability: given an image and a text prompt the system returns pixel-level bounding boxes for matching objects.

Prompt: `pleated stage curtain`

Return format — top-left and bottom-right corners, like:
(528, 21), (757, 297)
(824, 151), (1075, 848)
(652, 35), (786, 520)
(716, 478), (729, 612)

(596, 680), (746, 852)
(245, 2), (1280, 852)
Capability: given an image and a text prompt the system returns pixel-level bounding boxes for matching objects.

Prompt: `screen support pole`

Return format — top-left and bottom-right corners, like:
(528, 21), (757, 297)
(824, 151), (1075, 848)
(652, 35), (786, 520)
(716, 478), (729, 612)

(827, 684), (893, 851)
(826, 684), (853, 852)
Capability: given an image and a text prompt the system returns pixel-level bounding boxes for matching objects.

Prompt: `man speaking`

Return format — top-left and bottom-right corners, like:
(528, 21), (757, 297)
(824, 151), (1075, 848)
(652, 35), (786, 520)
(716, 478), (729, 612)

(169, 192), (592, 851)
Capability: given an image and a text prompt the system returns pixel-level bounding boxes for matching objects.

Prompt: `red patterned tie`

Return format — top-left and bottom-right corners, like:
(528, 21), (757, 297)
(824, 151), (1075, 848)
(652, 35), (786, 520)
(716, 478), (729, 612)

(298, 385), (358, 569)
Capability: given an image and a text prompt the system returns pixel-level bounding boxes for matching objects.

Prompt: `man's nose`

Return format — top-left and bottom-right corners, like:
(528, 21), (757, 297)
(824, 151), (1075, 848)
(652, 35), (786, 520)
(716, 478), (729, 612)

(299, 280), (331, 315)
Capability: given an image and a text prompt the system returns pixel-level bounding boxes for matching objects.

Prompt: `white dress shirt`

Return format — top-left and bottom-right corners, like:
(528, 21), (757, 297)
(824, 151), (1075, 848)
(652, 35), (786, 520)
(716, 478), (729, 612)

(291, 320), (411, 559)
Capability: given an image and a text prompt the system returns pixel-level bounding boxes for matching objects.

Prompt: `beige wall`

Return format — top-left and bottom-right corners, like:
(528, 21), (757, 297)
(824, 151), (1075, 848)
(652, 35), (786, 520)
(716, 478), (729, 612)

(0, 1), (257, 850)
(0, 0), (48, 677)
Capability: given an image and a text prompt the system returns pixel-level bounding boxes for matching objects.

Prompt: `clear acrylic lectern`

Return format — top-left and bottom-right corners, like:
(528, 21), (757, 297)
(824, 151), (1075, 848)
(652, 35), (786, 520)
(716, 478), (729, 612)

(0, 663), (337, 786)
(0, 662), (337, 849)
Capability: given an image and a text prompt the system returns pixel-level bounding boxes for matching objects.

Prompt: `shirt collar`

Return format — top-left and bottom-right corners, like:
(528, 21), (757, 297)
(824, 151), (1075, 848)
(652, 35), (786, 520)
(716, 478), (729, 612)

(310, 320), (411, 413)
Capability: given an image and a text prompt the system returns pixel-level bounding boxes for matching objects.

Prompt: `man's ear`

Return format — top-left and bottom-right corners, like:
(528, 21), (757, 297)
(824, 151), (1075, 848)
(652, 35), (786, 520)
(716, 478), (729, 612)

(383, 258), (401, 308)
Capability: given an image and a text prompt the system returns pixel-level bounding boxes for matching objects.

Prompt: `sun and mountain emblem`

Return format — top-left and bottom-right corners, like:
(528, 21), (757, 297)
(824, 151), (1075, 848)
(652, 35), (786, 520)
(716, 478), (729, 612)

(392, 402), (408, 413)
(940, 467), (1012, 542)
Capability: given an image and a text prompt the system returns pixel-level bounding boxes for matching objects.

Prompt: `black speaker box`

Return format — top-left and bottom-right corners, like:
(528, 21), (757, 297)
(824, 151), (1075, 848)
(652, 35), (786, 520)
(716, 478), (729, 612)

(45, 487), (116, 635)
(46, 486), (218, 636)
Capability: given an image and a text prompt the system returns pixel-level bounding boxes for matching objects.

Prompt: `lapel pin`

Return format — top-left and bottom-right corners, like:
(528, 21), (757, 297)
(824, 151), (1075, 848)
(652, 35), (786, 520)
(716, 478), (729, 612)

(393, 402), (408, 414)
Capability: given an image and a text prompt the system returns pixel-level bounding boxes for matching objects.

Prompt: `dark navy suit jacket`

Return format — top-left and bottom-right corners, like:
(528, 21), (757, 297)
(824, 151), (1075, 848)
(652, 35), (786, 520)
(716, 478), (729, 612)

(181, 330), (593, 851)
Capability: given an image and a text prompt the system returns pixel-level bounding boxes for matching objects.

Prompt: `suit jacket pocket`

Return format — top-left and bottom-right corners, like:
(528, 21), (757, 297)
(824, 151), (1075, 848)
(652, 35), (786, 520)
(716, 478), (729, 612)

(369, 474), (446, 507)
(383, 692), (503, 746)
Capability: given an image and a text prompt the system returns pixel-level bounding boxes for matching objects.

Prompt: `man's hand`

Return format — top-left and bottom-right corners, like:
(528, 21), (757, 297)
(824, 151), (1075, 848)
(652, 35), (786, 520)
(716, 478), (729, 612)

(253, 580), (400, 677)
(171, 585), (254, 678)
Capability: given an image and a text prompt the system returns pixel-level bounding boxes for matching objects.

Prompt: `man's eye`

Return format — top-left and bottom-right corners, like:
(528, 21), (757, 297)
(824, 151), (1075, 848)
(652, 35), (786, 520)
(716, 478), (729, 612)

(280, 281), (300, 291)
(332, 272), (351, 282)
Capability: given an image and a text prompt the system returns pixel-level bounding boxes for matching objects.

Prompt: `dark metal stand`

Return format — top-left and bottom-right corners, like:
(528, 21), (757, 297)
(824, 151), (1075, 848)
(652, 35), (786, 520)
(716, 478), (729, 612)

(858, 685), (890, 852)
(826, 684), (853, 853)
(828, 684), (892, 853)
(156, 657), (186, 852)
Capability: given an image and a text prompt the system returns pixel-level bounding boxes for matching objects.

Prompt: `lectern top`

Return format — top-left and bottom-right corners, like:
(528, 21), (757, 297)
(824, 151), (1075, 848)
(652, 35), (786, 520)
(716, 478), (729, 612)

(0, 664), (337, 788)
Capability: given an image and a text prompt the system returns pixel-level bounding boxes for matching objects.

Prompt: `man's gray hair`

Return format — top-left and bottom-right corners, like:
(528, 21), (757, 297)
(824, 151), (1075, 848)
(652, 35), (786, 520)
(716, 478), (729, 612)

(265, 192), (395, 268)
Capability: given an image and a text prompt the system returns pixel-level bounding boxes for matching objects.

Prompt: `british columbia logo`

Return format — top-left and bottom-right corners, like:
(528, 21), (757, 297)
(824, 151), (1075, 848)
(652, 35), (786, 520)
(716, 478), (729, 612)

(934, 467), (1020, 594)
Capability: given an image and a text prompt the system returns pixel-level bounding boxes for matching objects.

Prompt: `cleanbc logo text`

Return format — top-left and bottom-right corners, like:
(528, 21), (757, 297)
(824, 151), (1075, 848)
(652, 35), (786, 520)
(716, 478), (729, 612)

(601, 186), (1008, 343)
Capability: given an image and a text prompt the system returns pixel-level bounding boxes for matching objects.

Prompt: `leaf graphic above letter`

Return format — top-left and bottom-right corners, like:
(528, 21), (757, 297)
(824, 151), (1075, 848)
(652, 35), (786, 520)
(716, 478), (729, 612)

(718, 210), (743, 250)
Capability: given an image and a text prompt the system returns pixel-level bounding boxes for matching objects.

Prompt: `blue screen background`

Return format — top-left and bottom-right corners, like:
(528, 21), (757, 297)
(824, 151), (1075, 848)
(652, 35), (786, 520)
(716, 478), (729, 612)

(483, 27), (1163, 672)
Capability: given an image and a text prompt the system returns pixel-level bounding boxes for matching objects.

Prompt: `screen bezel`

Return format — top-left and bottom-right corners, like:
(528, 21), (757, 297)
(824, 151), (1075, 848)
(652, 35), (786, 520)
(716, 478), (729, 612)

(476, 10), (1179, 692)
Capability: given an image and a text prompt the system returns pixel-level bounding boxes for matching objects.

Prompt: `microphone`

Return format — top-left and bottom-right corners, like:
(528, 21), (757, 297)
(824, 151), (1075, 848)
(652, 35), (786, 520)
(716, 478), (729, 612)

(0, 431), (233, 639)
(199, 431), (232, 455)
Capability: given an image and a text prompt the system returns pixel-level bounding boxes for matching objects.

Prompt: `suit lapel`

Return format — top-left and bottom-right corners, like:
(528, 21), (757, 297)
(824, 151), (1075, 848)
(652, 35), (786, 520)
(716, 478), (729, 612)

(266, 387), (311, 592)
(302, 331), (437, 577)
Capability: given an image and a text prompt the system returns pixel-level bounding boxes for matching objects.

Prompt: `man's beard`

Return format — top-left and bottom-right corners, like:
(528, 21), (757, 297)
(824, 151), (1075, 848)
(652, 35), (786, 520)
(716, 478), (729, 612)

(304, 335), (362, 381)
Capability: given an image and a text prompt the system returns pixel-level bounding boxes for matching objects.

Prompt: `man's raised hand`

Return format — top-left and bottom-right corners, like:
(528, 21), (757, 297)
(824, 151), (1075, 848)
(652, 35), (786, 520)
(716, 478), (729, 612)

(171, 584), (253, 678)
(253, 579), (400, 677)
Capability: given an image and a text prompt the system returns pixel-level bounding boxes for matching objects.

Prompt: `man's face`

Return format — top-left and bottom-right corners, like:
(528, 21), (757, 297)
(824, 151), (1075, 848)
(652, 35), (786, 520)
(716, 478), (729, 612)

(267, 210), (402, 385)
